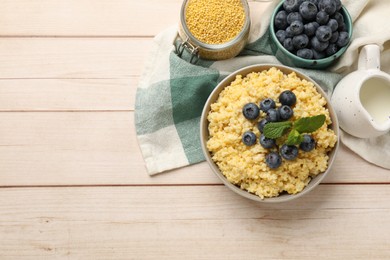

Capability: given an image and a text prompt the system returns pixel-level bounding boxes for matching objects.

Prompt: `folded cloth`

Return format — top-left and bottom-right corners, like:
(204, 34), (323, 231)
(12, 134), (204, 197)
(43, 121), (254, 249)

(135, 0), (390, 175)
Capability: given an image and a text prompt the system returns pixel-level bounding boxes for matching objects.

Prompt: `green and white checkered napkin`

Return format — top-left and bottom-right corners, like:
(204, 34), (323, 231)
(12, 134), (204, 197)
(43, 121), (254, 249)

(136, 0), (390, 175)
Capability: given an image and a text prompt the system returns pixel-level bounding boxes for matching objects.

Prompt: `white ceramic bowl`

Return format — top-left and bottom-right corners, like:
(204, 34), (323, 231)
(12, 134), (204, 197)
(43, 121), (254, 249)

(200, 64), (339, 203)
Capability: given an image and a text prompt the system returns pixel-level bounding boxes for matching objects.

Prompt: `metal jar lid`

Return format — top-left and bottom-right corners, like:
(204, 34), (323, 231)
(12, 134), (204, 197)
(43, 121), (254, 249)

(176, 0), (251, 63)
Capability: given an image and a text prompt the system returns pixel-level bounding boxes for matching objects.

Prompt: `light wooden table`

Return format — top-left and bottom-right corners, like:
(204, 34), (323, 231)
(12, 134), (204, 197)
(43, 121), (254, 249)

(0, 0), (389, 259)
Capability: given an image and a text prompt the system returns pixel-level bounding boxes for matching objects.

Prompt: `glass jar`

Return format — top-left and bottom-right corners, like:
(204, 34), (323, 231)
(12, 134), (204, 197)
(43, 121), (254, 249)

(177, 0), (251, 62)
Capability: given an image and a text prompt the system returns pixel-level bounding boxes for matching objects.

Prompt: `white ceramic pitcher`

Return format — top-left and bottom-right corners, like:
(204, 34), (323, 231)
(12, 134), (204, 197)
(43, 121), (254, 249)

(331, 44), (390, 138)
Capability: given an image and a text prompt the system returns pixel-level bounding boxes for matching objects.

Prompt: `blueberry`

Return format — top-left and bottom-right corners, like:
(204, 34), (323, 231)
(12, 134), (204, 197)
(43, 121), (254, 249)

(278, 105), (294, 120)
(266, 108), (280, 122)
(276, 30), (287, 43)
(307, 0), (318, 5)
(338, 22), (347, 32)
(316, 10), (329, 25)
(257, 118), (269, 133)
(260, 134), (277, 149)
(283, 0), (302, 13)
(285, 27), (294, 38)
(327, 19), (338, 32)
(279, 90), (296, 106)
(312, 48), (326, 59)
(283, 38), (294, 52)
(274, 10), (288, 30)
(311, 36), (329, 52)
(336, 31), (349, 47)
(292, 34), (309, 50)
(325, 43), (338, 56)
(299, 134), (316, 151)
(329, 31), (339, 43)
(332, 12), (344, 26)
(242, 103), (260, 120)
(259, 98), (276, 112)
(304, 22), (319, 37)
(290, 20), (304, 36)
(242, 131), (257, 146)
(265, 152), (282, 169)
(297, 48), (314, 59)
(280, 144), (299, 160)
(316, 25), (332, 42)
(299, 1), (318, 21)
(335, 0), (342, 11)
(287, 12), (303, 25)
(318, 0), (337, 15)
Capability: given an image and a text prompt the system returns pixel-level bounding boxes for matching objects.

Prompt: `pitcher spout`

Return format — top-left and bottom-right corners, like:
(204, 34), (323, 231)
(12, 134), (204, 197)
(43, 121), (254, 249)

(371, 118), (390, 133)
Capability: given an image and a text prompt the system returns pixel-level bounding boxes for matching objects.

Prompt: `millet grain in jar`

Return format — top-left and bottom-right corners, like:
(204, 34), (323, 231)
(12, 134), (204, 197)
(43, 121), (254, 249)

(185, 0), (246, 44)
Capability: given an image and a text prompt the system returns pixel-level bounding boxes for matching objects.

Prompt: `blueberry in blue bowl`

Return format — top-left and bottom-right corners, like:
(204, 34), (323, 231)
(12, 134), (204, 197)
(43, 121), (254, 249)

(270, 0), (353, 69)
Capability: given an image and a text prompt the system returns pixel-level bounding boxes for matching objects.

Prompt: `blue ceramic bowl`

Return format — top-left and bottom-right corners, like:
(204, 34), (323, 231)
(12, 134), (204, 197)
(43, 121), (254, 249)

(269, 1), (353, 69)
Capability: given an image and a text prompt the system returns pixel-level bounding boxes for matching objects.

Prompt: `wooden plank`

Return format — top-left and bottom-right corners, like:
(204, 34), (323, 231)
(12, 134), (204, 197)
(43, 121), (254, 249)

(0, 77), (138, 111)
(0, 0), (182, 37)
(0, 185), (389, 259)
(0, 38), (151, 79)
(0, 112), (388, 186)
(0, 111), (219, 186)
(0, 78), (135, 111)
(0, 0), (271, 37)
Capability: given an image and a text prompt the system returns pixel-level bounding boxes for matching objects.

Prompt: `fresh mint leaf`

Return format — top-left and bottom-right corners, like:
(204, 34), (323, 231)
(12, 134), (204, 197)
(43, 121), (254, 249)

(286, 129), (304, 145)
(263, 121), (292, 139)
(293, 114), (326, 133)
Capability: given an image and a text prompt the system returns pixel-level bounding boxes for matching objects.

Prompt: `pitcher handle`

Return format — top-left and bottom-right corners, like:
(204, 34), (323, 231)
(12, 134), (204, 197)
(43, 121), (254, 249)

(358, 44), (380, 71)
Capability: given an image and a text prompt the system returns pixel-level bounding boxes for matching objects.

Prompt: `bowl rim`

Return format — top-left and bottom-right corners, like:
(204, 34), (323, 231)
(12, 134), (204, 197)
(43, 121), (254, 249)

(200, 64), (340, 203)
(269, 2), (353, 65)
